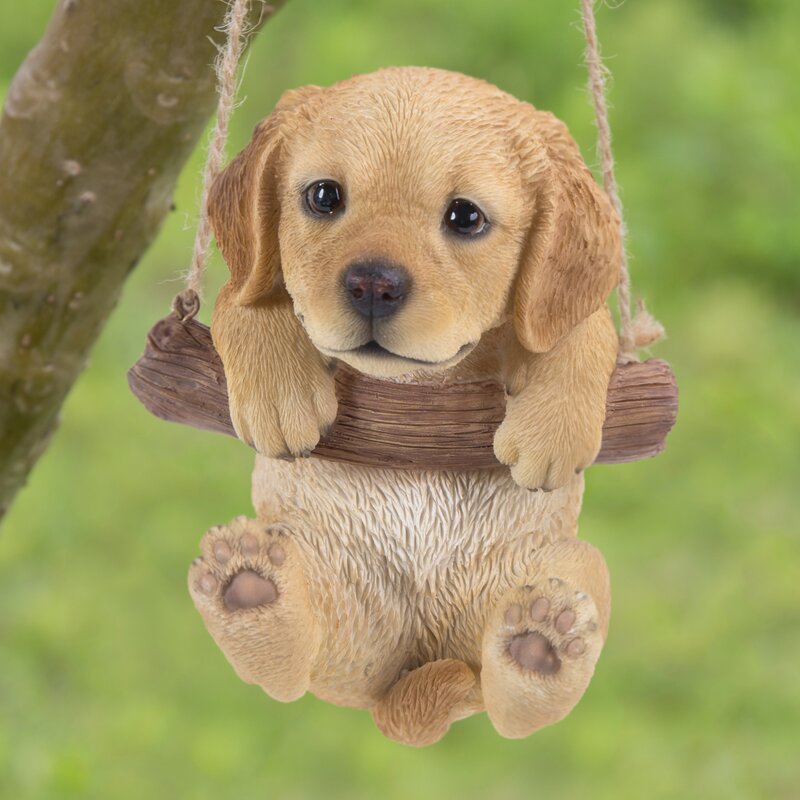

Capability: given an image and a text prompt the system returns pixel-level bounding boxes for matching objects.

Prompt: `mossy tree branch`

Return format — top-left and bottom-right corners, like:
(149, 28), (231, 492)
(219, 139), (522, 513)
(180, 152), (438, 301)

(0, 0), (281, 520)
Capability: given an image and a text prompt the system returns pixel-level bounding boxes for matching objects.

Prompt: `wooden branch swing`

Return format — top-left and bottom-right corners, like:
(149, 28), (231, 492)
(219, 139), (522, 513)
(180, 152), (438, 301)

(128, 0), (678, 471)
(128, 314), (677, 469)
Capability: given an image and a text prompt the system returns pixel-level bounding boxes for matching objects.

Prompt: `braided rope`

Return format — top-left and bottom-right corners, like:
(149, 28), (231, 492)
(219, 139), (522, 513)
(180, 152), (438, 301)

(173, 0), (255, 320)
(580, 0), (664, 361)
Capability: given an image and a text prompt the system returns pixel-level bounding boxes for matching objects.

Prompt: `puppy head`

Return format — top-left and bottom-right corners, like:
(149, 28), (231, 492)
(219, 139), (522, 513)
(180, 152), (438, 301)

(209, 67), (620, 377)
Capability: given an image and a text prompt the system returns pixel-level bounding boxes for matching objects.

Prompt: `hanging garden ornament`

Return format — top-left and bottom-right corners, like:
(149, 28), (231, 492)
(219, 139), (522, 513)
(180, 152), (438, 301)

(130, 0), (678, 745)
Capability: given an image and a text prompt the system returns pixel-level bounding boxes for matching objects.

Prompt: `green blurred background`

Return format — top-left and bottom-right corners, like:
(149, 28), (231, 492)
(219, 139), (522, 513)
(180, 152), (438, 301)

(1, 1), (798, 798)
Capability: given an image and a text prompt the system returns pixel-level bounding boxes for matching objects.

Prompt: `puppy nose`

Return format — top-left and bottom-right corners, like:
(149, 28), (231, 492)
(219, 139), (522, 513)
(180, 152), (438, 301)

(342, 261), (409, 319)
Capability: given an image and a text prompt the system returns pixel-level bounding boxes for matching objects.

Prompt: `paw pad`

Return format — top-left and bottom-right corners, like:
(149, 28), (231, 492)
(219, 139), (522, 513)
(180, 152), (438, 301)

(213, 540), (232, 563)
(240, 532), (260, 556)
(267, 542), (286, 566)
(500, 578), (599, 676)
(189, 518), (293, 616)
(531, 597), (550, 622)
(508, 631), (560, 675)
(555, 609), (575, 634)
(224, 570), (278, 611)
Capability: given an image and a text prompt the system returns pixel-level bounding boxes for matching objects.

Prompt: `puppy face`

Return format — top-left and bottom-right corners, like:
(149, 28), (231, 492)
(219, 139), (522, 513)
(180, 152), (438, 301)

(210, 68), (620, 378)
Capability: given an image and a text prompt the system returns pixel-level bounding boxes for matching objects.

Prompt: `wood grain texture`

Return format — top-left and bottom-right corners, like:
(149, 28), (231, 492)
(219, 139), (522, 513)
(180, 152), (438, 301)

(128, 315), (678, 469)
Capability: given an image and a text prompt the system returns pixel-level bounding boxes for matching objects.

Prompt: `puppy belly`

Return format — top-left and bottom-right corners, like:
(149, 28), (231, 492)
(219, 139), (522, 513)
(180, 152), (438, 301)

(251, 456), (585, 706)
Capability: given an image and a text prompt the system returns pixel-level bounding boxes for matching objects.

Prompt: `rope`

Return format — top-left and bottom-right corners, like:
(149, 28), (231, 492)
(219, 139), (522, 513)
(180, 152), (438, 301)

(580, 0), (664, 362)
(173, 0), (256, 321)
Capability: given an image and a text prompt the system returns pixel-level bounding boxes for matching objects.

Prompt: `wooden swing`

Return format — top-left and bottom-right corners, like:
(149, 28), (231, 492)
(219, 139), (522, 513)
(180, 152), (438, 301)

(128, 0), (678, 469)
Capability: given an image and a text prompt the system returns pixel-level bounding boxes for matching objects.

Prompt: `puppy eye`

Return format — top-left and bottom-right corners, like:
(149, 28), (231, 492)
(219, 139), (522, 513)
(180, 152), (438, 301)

(444, 199), (488, 236)
(305, 180), (345, 216)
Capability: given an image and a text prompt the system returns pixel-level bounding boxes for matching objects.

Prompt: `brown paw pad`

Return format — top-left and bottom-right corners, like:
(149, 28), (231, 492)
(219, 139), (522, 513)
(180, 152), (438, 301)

(555, 609), (576, 634)
(565, 637), (586, 657)
(223, 570), (278, 611)
(508, 631), (561, 675)
(213, 540), (232, 563)
(497, 577), (600, 679)
(531, 597), (550, 622)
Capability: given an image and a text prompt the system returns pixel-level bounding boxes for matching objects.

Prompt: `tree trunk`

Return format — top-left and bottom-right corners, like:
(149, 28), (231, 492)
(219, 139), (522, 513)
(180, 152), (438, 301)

(0, 0), (281, 520)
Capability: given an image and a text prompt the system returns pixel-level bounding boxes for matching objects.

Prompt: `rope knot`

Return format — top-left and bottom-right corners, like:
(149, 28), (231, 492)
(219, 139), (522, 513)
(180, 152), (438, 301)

(618, 299), (666, 364)
(172, 289), (201, 322)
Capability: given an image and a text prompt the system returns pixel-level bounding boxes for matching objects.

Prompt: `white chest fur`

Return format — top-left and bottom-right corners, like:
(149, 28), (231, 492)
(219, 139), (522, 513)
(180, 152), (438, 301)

(252, 456), (585, 577)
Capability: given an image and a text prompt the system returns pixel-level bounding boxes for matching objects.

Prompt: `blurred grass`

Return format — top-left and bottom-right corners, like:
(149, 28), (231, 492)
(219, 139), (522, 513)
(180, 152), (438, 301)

(1, 1), (799, 798)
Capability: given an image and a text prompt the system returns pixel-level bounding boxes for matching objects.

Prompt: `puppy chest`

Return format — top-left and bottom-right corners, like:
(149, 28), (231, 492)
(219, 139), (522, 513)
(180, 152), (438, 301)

(251, 457), (583, 576)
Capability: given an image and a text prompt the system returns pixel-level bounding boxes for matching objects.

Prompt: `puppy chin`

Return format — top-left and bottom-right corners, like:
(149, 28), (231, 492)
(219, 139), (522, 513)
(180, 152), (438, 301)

(318, 341), (476, 379)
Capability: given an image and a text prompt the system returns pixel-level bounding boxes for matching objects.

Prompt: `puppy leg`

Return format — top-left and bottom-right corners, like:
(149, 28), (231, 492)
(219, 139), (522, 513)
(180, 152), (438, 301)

(372, 660), (480, 747)
(494, 306), (618, 491)
(481, 539), (610, 738)
(212, 287), (338, 459)
(188, 516), (321, 702)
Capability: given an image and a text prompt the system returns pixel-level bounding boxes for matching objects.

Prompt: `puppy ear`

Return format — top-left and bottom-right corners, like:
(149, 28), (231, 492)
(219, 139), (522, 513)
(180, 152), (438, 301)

(208, 86), (322, 306)
(513, 108), (621, 352)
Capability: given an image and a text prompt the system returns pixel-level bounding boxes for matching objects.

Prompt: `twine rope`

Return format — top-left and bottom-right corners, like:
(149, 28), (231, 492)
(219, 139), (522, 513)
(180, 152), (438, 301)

(173, 0), (255, 321)
(580, 0), (664, 362)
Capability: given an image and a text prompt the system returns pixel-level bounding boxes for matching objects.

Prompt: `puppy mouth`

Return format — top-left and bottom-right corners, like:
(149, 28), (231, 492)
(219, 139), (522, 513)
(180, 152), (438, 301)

(319, 339), (475, 367)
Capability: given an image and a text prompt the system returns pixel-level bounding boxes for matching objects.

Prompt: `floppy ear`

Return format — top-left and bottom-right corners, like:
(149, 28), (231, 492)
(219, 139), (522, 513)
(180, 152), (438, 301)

(513, 108), (621, 353)
(208, 86), (322, 306)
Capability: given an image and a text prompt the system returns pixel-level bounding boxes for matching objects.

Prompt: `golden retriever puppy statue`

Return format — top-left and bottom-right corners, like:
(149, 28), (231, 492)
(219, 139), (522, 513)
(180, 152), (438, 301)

(188, 67), (621, 745)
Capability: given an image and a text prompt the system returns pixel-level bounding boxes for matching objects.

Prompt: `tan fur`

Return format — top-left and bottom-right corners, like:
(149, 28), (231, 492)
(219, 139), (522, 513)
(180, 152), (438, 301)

(190, 67), (620, 744)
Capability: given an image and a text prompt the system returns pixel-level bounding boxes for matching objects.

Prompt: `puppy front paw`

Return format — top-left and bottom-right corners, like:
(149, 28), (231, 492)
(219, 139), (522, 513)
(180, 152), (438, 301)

(493, 407), (601, 491)
(229, 360), (338, 459)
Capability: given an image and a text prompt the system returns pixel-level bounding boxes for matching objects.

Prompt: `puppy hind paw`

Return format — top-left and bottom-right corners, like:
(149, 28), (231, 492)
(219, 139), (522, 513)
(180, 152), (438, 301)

(188, 517), (317, 701)
(481, 578), (604, 738)
(501, 581), (597, 676)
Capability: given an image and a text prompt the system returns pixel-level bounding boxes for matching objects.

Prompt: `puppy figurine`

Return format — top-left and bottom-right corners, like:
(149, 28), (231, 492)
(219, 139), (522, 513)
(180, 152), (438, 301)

(189, 67), (621, 745)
